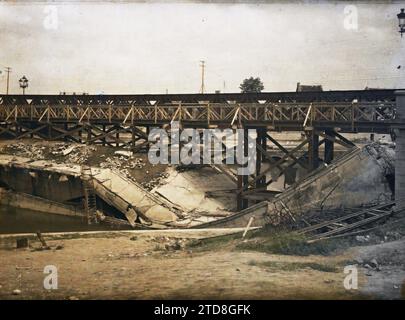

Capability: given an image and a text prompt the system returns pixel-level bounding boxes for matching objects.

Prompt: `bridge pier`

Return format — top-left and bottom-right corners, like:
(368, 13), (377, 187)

(255, 127), (267, 189)
(324, 129), (334, 164)
(308, 130), (320, 170)
(395, 91), (405, 211)
(237, 127), (249, 211)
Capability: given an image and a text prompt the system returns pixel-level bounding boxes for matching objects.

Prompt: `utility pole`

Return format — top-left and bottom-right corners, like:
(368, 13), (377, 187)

(200, 60), (205, 94)
(5, 67), (11, 95)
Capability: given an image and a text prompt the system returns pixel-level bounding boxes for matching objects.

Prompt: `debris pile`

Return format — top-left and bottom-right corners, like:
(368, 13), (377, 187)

(99, 154), (147, 182)
(354, 257), (381, 273)
(99, 156), (145, 170)
(148, 236), (189, 251)
(1, 142), (98, 164)
(355, 231), (402, 244)
(267, 143), (396, 225)
(50, 143), (97, 164)
(65, 145), (96, 164)
(365, 143), (395, 176)
(3, 143), (46, 160)
(141, 172), (170, 191)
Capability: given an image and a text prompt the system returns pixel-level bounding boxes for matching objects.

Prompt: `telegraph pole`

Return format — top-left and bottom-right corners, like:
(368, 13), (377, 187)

(200, 60), (205, 94)
(5, 67), (11, 94)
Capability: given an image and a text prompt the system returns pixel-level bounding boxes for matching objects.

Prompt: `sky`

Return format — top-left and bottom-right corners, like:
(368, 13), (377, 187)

(0, 0), (405, 94)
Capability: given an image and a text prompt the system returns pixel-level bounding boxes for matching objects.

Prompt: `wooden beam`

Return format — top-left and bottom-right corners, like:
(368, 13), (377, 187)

(307, 130), (320, 171)
(247, 138), (309, 188)
(324, 129), (334, 164)
(266, 133), (309, 170)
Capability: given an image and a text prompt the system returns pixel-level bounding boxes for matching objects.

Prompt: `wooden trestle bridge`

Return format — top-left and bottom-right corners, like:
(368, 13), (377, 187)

(0, 89), (403, 210)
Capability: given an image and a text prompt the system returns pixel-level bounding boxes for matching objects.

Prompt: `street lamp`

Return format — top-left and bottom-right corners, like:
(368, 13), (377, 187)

(398, 8), (405, 37)
(19, 76), (28, 95)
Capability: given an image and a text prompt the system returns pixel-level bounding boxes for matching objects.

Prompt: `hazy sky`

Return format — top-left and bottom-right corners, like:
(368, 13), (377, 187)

(0, 1), (404, 94)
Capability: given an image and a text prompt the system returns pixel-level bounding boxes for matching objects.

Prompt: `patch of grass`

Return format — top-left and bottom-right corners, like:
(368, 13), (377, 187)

(187, 232), (242, 252)
(237, 232), (345, 256)
(187, 228), (349, 256)
(153, 244), (164, 251)
(247, 260), (338, 273)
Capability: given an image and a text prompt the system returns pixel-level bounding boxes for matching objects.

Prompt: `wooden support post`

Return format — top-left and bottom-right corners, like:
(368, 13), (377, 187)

(64, 123), (68, 142)
(256, 127), (266, 188)
(237, 174), (244, 211)
(116, 127), (120, 147)
(243, 127), (249, 209)
(131, 125), (136, 150)
(324, 129), (334, 164)
(308, 130), (319, 171)
(237, 127), (249, 211)
(237, 128), (249, 210)
(47, 123), (52, 139)
(86, 125), (91, 144)
(102, 124), (106, 146)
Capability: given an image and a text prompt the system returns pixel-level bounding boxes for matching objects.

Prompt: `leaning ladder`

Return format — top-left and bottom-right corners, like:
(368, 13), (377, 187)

(81, 165), (98, 224)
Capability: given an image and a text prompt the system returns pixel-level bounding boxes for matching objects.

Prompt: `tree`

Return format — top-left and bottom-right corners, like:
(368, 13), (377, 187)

(239, 77), (264, 93)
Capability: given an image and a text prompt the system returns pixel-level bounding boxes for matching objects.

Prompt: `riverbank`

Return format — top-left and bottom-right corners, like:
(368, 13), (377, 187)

(0, 231), (362, 300)
(1, 226), (404, 300)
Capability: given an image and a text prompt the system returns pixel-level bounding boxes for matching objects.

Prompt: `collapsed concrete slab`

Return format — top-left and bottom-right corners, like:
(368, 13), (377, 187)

(153, 166), (237, 213)
(0, 142), (394, 230)
(191, 202), (269, 229)
(266, 143), (395, 224)
(90, 168), (181, 226)
(0, 155), (182, 228)
(0, 187), (85, 218)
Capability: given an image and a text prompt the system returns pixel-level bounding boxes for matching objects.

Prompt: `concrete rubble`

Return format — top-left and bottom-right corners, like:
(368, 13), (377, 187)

(0, 140), (398, 231)
(142, 172), (170, 191)
(2, 142), (46, 160)
(266, 143), (395, 224)
(0, 141), (164, 187)
(148, 236), (189, 251)
(0, 155), (184, 228)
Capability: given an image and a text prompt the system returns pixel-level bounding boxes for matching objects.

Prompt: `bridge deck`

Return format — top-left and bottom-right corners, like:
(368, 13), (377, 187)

(0, 89), (402, 133)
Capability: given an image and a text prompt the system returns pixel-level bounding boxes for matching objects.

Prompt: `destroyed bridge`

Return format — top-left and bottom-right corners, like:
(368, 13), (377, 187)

(0, 88), (404, 211)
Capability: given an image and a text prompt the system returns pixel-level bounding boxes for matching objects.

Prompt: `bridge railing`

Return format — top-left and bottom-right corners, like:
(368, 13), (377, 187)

(0, 102), (396, 125)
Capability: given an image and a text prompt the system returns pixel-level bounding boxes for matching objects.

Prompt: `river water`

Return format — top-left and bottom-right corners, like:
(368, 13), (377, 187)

(0, 205), (128, 234)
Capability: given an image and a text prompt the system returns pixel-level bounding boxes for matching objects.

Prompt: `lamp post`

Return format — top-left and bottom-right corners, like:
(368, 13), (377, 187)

(19, 76), (28, 95)
(398, 8), (405, 37)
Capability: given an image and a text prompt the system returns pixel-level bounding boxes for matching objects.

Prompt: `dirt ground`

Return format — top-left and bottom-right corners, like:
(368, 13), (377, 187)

(1, 230), (403, 300)
(356, 239), (405, 299)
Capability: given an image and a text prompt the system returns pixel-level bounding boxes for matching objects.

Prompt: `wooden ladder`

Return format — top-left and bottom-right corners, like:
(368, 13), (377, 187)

(298, 202), (395, 241)
(81, 165), (98, 225)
